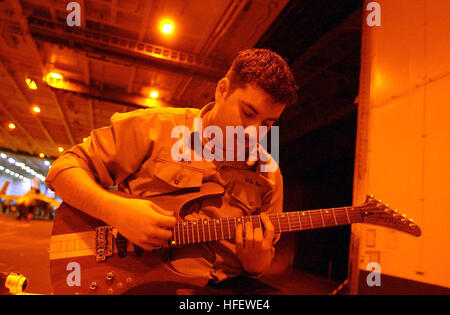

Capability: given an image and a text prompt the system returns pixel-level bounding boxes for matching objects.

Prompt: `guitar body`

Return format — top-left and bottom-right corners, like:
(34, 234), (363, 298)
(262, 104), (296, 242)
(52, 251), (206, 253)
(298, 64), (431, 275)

(49, 182), (225, 295)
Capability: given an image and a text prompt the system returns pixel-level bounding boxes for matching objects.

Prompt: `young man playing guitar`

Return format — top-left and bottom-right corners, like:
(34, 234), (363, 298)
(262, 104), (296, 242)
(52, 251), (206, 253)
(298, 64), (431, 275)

(45, 49), (299, 285)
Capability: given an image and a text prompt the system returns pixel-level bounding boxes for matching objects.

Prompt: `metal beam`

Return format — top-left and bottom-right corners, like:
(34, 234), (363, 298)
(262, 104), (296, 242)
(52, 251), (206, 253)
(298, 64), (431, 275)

(138, 1), (154, 42)
(27, 16), (227, 82)
(52, 91), (76, 146)
(45, 77), (179, 109)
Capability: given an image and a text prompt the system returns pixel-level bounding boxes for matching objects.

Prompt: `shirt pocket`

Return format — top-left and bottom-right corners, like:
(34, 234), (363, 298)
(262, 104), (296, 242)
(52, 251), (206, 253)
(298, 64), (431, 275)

(230, 181), (262, 214)
(153, 158), (204, 189)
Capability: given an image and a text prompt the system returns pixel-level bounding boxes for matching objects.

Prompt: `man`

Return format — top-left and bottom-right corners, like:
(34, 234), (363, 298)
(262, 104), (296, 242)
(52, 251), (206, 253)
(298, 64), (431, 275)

(45, 48), (298, 284)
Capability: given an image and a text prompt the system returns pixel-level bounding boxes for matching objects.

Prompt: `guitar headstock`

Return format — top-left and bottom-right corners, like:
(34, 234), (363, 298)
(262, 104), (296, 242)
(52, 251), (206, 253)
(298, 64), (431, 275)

(358, 195), (422, 237)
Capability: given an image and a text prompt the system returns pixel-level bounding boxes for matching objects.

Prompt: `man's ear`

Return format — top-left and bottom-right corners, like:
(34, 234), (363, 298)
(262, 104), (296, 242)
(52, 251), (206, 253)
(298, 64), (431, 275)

(215, 77), (230, 102)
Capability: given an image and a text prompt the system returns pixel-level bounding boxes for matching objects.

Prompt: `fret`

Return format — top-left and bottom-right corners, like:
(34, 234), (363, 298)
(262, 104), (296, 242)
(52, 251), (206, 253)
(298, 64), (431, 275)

(185, 222), (190, 245)
(201, 220), (206, 242)
(178, 222), (182, 245)
(286, 213), (292, 231)
(299, 211), (312, 229)
(344, 207), (351, 224)
(276, 213), (281, 233)
(206, 219), (211, 242)
(234, 217), (237, 238)
(213, 219), (218, 241)
(308, 211), (314, 228)
(227, 218), (231, 240)
(332, 208), (338, 225)
(319, 209), (325, 227)
(296, 211), (302, 230)
(173, 223), (178, 245)
(334, 208), (348, 225)
(220, 219), (224, 240)
(191, 221), (196, 243)
(182, 221), (186, 245)
(258, 215), (262, 229)
(322, 209), (336, 227)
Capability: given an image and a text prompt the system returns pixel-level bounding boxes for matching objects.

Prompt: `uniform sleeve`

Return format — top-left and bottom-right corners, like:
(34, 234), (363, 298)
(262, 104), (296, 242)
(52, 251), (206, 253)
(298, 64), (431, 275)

(45, 110), (154, 191)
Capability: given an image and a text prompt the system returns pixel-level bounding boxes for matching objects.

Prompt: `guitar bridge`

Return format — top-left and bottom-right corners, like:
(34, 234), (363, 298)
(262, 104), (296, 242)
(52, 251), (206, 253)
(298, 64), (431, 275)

(95, 226), (114, 262)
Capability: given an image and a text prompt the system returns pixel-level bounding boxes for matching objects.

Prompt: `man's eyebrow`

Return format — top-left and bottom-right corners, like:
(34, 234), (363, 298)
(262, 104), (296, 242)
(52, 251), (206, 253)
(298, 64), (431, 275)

(242, 101), (258, 114)
(242, 101), (279, 122)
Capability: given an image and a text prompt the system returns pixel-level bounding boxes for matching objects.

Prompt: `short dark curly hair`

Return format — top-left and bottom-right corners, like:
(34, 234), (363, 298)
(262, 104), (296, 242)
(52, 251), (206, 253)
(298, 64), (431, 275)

(226, 49), (299, 106)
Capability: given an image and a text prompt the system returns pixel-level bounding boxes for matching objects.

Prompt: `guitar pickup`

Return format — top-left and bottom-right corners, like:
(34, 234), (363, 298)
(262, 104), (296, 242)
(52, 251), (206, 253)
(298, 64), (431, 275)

(95, 226), (114, 262)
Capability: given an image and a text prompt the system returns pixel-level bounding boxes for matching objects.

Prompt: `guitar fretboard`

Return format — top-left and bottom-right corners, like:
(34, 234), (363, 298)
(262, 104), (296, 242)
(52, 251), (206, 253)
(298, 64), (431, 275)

(170, 206), (364, 246)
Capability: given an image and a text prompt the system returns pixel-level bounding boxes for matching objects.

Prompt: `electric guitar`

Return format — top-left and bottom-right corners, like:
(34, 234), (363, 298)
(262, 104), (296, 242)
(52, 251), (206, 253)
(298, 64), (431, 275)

(49, 182), (421, 295)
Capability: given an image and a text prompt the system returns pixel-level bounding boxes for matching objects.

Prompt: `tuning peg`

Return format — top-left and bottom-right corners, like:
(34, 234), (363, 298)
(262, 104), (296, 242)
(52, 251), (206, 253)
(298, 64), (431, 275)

(386, 204), (390, 207)
(409, 218), (414, 223)
(370, 194), (374, 198)
(401, 213), (407, 218)
(394, 209), (398, 213)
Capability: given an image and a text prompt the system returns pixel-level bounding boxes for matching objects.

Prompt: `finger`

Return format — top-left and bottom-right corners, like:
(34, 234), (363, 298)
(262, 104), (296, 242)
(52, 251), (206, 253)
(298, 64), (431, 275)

(147, 227), (173, 240)
(152, 210), (177, 228)
(253, 227), (263, 249)
(245, 221), (254, 248)
(261, 213), (275, 246)
(235, 223), (243, 251)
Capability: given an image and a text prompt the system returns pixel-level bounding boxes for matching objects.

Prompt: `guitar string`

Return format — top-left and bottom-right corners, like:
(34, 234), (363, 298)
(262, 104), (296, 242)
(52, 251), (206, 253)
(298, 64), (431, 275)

(172, 208), (367, 244)
(172, 208), (411, 245)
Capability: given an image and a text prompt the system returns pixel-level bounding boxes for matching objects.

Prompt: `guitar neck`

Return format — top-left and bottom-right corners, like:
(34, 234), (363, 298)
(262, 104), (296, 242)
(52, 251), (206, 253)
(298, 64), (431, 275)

(170, 206), (364, 246)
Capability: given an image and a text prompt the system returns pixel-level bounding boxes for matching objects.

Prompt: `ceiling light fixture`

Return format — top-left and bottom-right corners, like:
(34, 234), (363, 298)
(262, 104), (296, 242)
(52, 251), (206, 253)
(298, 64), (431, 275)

(25, 78), (37, 90)
(160, 19), (175, 35)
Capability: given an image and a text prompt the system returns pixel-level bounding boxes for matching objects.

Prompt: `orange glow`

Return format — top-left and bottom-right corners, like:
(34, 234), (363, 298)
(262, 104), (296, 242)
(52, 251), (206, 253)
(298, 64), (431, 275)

(58, 147), (64, 153)
(150, 91), (159, 98)
(144, 98), (160, 107)
(32, 106), (41, 113)
(48, 72), (63, 80)
(8, 123), (15, 130)
(25, 78), (37, 90)
(46, 72), (64, 88)
(39, 153), (45, 158)
(160, 19), (175, 34)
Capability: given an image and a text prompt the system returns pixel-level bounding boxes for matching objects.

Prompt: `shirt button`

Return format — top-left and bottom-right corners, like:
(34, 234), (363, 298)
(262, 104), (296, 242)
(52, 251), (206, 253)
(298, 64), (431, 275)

(174, 179), (179, 185)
